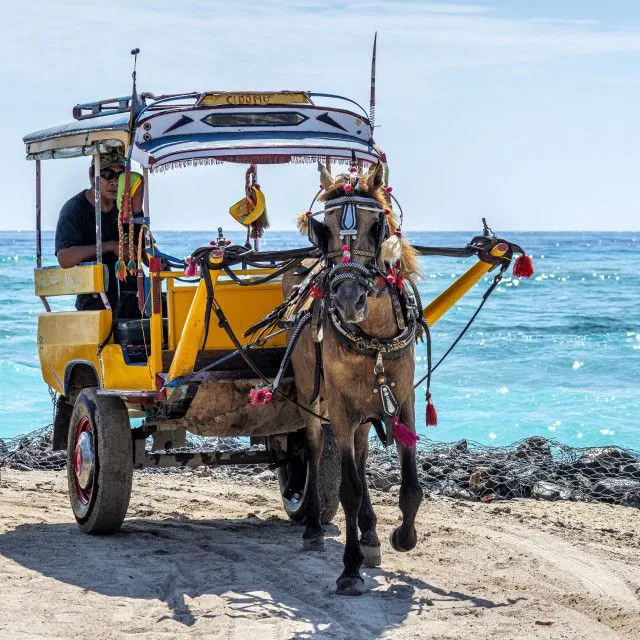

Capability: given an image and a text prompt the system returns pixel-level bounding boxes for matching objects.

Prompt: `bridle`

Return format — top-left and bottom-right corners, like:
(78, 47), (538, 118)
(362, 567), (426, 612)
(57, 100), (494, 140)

(306, 192), (420, 360)
(307, 193), (388, 298)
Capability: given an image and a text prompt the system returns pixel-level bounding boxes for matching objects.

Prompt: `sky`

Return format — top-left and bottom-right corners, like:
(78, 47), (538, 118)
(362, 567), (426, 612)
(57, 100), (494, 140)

(2, 0), (640, 231)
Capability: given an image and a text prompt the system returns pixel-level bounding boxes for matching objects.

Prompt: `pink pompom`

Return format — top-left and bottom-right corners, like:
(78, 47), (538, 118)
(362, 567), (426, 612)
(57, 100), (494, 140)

(184, 257), (198, 277)
(392, 416), (419, 448)
(249, 386), (273, 406)
(305, 210), (312, 217)
(342, 244), (350, 251)
(342, 255), (350, 264)
(349, 166), (357, 173)
(386, 186), (393, 193)
(344, 184), (353, 193)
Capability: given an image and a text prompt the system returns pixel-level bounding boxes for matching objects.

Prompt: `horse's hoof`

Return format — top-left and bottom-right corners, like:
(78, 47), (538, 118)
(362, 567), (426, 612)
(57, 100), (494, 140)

(336, 575), (366, 596)
(390, 526), (417, 552)
(302, 537), (325, 552)
(360, 543), (382, 568)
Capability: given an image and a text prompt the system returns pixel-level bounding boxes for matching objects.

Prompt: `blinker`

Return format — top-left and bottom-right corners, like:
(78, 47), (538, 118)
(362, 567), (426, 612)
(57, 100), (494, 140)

(341, 202), (357, 236)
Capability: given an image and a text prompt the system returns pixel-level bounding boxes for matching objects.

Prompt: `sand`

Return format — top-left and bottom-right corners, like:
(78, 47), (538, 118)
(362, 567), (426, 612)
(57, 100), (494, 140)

(0, 468), (638, 639)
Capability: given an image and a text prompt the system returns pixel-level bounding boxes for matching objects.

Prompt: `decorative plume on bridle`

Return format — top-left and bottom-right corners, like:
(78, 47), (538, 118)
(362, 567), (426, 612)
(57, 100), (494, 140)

(297, 162), (421, 278)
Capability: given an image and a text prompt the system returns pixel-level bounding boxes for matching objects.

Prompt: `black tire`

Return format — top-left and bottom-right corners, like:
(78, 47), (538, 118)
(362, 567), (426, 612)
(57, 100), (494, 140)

(67, 388), (133, 534)
(278, 424), (341, 524)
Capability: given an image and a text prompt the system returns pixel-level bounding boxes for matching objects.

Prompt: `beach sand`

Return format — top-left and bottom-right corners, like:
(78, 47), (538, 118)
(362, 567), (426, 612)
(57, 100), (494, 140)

(0, 468), (638, 639)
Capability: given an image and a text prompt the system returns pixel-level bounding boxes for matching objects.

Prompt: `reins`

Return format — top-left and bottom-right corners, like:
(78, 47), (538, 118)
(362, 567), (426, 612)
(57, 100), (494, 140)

(158, 226), (513, 431)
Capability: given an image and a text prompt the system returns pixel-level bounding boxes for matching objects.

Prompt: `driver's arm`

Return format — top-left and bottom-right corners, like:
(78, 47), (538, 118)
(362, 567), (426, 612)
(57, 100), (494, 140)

(57, 242), (118, 268)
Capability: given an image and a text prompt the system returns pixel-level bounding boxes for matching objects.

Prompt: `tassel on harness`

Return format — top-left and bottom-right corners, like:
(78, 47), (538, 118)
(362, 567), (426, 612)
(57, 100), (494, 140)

(392, 416), (420, 448)
(513, 253), (534, 278)
(426, 392), (438, 426)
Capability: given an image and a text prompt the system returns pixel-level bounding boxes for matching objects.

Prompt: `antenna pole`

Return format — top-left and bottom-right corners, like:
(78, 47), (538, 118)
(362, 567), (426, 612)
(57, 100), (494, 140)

(127, 48), (141, 147)
(369, 32), (377, 129)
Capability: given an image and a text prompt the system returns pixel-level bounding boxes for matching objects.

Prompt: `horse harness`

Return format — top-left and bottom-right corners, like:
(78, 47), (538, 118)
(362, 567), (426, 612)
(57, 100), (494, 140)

(246, 193), (426, 443)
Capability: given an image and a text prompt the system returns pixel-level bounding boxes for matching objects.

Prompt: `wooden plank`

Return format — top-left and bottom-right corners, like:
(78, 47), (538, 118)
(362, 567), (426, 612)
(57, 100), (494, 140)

(34, 264), (107, 297)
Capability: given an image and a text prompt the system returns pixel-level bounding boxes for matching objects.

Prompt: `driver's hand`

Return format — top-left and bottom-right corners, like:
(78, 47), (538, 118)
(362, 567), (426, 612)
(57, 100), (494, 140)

(103, 240), (118, 254)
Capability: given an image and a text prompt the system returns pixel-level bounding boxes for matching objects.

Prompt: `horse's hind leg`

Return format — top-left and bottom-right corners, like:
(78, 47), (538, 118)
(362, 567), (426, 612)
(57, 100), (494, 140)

(355, 423), (381, 567)
(390, 396), (424, 552)
(302, 418), (325, 551)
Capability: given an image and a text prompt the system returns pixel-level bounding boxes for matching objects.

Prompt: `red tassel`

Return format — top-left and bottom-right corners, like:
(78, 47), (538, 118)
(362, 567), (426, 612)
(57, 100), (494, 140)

(392, 416), (420, 448)
(426, 392), (438, 426)
(513, 254), (534, 278)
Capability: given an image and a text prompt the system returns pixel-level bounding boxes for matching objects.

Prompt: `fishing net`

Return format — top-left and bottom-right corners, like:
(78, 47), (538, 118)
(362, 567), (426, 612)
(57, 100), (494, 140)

(366, 436), (640, 509)
(1, 427), (638, 508)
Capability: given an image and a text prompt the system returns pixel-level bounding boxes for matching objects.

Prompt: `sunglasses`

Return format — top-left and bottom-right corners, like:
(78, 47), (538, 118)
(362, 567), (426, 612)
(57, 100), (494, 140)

(99, 168), (124, 181)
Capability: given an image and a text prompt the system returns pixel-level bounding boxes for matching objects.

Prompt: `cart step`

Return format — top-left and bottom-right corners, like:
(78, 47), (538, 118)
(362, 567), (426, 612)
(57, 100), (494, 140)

(143, 448), (280, 469)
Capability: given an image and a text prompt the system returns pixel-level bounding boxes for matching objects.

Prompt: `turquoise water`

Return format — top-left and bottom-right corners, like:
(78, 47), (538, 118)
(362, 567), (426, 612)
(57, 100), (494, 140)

(1, 230), (638, 449)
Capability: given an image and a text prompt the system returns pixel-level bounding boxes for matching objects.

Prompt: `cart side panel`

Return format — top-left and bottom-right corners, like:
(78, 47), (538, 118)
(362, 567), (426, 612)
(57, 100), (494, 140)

(168, 280), (287, 350)
(100, 344), (155, 390)
(37, 311), (111, 393)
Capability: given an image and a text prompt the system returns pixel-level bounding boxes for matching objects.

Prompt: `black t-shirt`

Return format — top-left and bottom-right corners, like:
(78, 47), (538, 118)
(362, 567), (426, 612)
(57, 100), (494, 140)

(55, 191), (138, 312)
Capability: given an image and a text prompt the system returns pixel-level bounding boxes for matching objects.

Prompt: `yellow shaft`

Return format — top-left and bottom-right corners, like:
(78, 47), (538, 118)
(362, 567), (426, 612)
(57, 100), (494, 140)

(167, 278), (212, 382)
(423, 244), (508, 326)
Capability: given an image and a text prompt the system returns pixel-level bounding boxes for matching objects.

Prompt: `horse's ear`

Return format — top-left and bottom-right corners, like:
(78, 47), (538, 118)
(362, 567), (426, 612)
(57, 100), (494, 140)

(365, 162), (385, 191)
(318, 161), (334, 191)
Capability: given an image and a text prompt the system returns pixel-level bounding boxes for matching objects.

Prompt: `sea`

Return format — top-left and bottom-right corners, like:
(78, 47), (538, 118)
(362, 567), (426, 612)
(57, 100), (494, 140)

(1, 230), (638, 450)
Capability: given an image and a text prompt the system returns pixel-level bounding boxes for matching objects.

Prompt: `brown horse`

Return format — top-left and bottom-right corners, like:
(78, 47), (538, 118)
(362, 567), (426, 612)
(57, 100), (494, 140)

(283, 162), (423, 595)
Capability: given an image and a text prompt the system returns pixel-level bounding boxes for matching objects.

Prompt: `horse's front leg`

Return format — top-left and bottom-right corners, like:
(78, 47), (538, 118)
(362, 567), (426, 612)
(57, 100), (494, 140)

(390, 393), (424, 552)
(332, 414), (365, 596)
(302, 418), (325, 550)
(354, 423), (381, 567)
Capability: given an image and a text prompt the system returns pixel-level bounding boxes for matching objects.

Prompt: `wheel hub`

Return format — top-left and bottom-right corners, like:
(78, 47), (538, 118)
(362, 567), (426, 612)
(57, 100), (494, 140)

(74, 431), (95, 490)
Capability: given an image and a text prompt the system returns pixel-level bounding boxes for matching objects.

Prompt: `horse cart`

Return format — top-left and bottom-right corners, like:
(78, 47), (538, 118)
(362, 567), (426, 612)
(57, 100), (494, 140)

(24, 50), (532, 593)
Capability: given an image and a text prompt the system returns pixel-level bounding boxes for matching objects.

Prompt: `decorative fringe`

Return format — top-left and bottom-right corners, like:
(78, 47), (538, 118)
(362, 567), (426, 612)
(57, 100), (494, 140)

(127, 260), (137, 275)
(513, 254), (534, 278)
(249, 385), (273, 406)
(426, 392), (438, 426)
(392, 416), (420, 448)
(297, 211), (310, 234)
(380, 234), (402, 263)
(250, 209), (270, 239)
(151, 156), (374, 174)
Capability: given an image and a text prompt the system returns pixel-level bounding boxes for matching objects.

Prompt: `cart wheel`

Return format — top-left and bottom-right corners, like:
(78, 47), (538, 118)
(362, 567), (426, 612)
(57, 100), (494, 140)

(67, 388), (133, 534)
(278, 424), (341, 524)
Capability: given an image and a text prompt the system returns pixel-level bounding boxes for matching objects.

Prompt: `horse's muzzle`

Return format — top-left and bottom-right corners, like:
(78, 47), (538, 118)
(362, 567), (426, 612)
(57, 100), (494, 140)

(332, 281), (369, 324)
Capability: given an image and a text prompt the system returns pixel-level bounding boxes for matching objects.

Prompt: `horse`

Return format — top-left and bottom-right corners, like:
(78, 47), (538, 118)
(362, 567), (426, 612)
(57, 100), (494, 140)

(282, 161), (423, 595)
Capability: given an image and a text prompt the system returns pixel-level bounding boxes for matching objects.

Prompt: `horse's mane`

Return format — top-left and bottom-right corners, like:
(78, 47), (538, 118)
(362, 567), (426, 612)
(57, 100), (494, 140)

(298, 170), (421, 278)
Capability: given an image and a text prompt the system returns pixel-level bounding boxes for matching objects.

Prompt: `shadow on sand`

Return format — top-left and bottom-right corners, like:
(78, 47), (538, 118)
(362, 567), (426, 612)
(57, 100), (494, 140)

(0, 515), (523, 637)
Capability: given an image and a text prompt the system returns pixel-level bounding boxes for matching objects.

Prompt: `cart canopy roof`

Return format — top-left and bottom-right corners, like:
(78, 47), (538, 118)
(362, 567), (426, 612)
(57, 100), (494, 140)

(23, 91), (381, 168)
